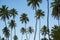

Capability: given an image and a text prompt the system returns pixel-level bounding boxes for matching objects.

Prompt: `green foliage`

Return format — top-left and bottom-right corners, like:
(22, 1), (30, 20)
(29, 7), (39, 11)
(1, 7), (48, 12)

(27, 0), (42, 9)
(0, 5), (10, 21)
(10, 8), (18, 19)
(41, 25), (48, 36)
(20, 27), (26, 34)
(35, 9), (44, 19)
(28, 26), (34, 34)
(9, 20), (16, 29)
(13, 35), (18, 40)
(51, 25), (60, 40)
(2, 27), (10, 39)
(20, 13), (29, 24)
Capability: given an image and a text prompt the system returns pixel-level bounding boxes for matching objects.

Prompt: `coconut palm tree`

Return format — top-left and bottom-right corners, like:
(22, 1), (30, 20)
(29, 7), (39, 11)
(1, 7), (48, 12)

(35, 9), (44, 40)
(0, 5), (10, 27)
(9, 20), (16, 40)
(28, 26), (34, 40)
(27, 0), (42, 40)
(9, 8), (18, 40)
(51, 0), (60, 26)
(2, 27), (10, 40)
(20, 13), (29, 40)
(27, 0), (42, 10)
(13, 35), (18, 40)
(10, 8), (18, 19)
(41, 25), (48, 40)
(20, 27), (26, 40)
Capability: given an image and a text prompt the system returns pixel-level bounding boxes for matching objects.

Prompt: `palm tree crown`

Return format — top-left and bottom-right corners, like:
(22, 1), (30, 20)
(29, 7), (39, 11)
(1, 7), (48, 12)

(0, 5), (10, 26)
(20, 13), (29, 24)
(0, 5), (10, 21)
(51, 25), (60, 40)
(27, 0), (42, 9)
(13, 35), (18, 40)
(41, 25), (48, 36)
(9, 20), (16, 29)
(20, 27), (26, 34)
(10, 8), (18, 19)
(28, 26), (34, 34)
(2, 27), (10, 39)
(35, 9), (44, 19)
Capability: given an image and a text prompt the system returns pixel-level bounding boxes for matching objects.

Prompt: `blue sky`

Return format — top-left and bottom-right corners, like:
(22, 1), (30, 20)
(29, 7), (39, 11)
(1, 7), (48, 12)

(0, 0), (58, 40)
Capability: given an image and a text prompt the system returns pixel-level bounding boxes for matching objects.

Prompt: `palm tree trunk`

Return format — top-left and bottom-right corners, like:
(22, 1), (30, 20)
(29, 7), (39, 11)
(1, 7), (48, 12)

(47, 0), (50, 40)
(58, 16), (60, 26)
(25, 23), (28, 40)
(44, 33), (45, 40)
(14, 27), (16, 35)
(39, 19), (41, 40)
(11, 29), (12, 40)
(8, 37), (9, 40)
(7, 37), (9, 40)
(21, 34), (23, 40)
(5, 19), (7, 27)
(29, 33), (30, 40)
(34, 18), (37, 40)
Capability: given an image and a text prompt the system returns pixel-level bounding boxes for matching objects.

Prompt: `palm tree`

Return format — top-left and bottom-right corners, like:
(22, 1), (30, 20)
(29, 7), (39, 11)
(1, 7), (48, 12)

(13, 35), (18, 40)
(9, 20), (16, 40)
(51, 25), (60, 40)
(0, 5), (10, 26)
(2, 27), (10, 40)
(35, 9), (44, 40)
(27, 0), (42, 40)
(9, 8), (18, 40)
(10, 8), (18, 19)
(28, 26), (34, 40)
(41, 25), (48, 40)
(20, 27), (26, 40)
(27, 0), (42, 10)
(20, 13), (29, 40)
(51, 0), (60, 26)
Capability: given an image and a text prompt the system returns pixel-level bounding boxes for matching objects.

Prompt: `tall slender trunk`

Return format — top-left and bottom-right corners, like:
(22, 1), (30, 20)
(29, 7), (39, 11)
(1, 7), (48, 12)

(25, 23), (28, 40)
(29, 33), (30, 40)
(34, 18), (37, 40)
(47, 0), (50, 40)
(5, 19), (7, 27)
(21, 34), (23, 40)
(39, 19), (41, 40)
(57, 1), (60, 26)
(11, 29), (12, 40)
(14, 27), (16, 35)
(8, 37), (9, 40)
(58, 17), (60, 26)
(44, 33), (45, 40)
(13, 18), (16, 35)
